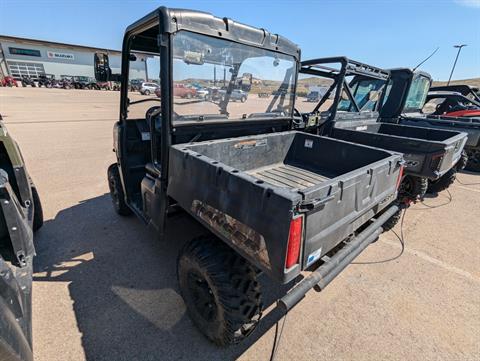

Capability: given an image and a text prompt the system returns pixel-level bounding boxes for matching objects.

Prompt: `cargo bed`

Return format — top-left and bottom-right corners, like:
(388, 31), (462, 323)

(331, 122), (467, 179)
(167, 131), (402, 282)
(399, 116), (480, 149)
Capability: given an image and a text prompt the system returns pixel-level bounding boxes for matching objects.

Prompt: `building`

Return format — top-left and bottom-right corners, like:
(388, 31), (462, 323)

(0, 35), (148, 81)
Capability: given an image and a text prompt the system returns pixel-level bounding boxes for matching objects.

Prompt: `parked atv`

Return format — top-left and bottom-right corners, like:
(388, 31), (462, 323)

(21, 76), (36, 87)
(298, 57), (466, 206)
(37, 74), (55, 88)
(0, 115), (43, 361)
(379, 69), (480, 173)
(425, 85), (480, 118)
(95, 7), (403, 346)
(71, 76), (90, 89)
(1, 76), (18, 87)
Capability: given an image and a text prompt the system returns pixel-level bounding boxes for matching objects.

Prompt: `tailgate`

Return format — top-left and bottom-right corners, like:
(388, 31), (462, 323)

(298, 155), (402, 269)
(435, 132), (468, 176)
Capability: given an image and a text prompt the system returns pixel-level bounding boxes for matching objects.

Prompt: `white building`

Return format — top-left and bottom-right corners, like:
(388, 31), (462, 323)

(0, 35), (148, 81)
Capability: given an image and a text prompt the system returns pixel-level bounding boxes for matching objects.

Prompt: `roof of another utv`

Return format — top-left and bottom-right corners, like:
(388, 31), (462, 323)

(124, 6), (300, 59)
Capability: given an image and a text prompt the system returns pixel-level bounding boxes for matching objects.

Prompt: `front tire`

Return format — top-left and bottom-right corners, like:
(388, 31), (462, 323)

(177, 236), (263, 346)
(144, 90), (150, 95)
(427, 169), (456, 194)
(107, 164), (132, 216)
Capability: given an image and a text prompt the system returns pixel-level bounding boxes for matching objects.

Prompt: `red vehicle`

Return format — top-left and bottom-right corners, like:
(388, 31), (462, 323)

(425, 86), (480, 118)
(155, 83), (197, 98)
(1, 76), (18, 87)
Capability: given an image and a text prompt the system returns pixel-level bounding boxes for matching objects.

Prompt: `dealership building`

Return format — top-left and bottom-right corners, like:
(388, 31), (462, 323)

(0, 35), (148, 81)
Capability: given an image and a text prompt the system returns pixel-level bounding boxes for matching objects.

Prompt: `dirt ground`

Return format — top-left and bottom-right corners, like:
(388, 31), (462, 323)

(1, 87), (479, 361)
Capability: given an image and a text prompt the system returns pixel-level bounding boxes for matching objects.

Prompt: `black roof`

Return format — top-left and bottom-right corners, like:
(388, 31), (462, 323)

(124, 7), (300, 59)
(301, 57), (390, 80)
(430, 85), (479, 96)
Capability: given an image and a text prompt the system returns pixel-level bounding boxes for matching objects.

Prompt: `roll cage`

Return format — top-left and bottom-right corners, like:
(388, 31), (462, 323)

(299, 57), (390, 121)
(94, 7), (301, 235)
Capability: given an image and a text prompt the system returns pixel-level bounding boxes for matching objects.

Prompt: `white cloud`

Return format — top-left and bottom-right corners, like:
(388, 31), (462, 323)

(455, 0), (480, 8)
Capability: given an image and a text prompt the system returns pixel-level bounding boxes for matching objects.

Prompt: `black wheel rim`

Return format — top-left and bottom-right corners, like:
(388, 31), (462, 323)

(186, 271), (217, 322)
(399, 177), (413, 195)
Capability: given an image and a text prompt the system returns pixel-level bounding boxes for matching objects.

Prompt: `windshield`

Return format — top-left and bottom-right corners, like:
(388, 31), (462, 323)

(337, 78), (385, 112)
(404, 75), (430, 111)
(171, 31), (297, 124)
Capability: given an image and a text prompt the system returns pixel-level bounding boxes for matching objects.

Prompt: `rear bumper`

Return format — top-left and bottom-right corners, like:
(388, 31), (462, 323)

(277, 204), (399, 312)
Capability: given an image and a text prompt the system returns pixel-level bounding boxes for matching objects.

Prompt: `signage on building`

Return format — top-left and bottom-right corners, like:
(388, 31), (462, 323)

(47, 51), (74, 60)
(9, 47), (41, 57)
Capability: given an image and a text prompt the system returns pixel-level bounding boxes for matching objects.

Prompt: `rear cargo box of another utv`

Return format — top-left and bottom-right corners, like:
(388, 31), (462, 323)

(167, 131), (402, 283)
(331, 122), (466, 179)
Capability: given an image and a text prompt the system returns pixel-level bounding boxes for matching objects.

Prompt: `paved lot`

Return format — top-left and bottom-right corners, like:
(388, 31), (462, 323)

(1, 87), (479, 361)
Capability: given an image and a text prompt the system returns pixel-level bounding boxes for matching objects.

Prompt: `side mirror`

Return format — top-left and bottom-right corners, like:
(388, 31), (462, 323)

(94, 52), (111, 82)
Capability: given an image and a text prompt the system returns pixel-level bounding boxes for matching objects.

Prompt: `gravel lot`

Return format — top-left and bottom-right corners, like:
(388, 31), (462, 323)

(1, 87), (479, 361)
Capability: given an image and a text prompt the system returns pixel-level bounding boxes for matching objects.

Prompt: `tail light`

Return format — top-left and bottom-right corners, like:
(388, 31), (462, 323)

(285, 216), (303, 269)
(430, 152), (444, 170)
(395, 164), (404, 190)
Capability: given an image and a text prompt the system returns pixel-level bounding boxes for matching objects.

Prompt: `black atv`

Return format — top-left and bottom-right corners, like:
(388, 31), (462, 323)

(21, 76), (36, 87)
(37, 74), (55, 88)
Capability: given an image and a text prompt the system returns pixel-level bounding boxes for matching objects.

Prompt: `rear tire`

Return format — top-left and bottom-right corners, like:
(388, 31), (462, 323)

(240, 96), (246, 103)
(427, 169), (456, 194)
(32, 186), (44, 232)
(398, 175), (428, 201)
(107, 164), (132, 216)
(465, 149), (480, 172)
(456, 150), (468, 171)
(177, 236), (263, 346)
(381, 208), (402, 232)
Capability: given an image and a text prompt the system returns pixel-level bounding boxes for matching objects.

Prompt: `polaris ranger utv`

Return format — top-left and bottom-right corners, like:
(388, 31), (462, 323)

(96, 7), (403, 345)
(0, 115), (43, 361)
(380, 69), (480, 173)
(297, 57), (466, 207)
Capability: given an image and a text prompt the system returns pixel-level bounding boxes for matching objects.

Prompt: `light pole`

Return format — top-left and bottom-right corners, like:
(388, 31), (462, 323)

(447, 44), (467, 85)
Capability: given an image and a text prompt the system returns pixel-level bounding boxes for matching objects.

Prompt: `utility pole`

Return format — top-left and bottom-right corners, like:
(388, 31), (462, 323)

(447, 44), (467, 86)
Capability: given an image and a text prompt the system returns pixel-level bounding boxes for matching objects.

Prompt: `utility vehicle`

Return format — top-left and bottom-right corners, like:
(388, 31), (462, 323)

(37, 74), (55, 88)
(425, 85), (480, 118)
(20, 76), (36, 88)
(96, 7), (403, 345)
(0, 115), (43, 361)
(0, 76), (18, 87)
(297, 57), (466, 209)
(379, 69), (480, 173)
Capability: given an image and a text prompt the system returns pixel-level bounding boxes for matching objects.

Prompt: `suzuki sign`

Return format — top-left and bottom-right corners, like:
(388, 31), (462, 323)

(47, 51), (74, 60)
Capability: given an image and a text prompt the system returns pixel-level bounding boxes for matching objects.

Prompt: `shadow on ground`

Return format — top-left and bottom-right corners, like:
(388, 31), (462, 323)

(33, 194), (291, 361)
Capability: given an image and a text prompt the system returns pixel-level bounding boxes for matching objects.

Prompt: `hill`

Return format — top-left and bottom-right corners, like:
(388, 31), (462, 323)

(433, 78), (480, 88)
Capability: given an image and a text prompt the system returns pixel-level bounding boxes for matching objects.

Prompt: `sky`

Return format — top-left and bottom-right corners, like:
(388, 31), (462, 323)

(0, 0), (479, 81)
